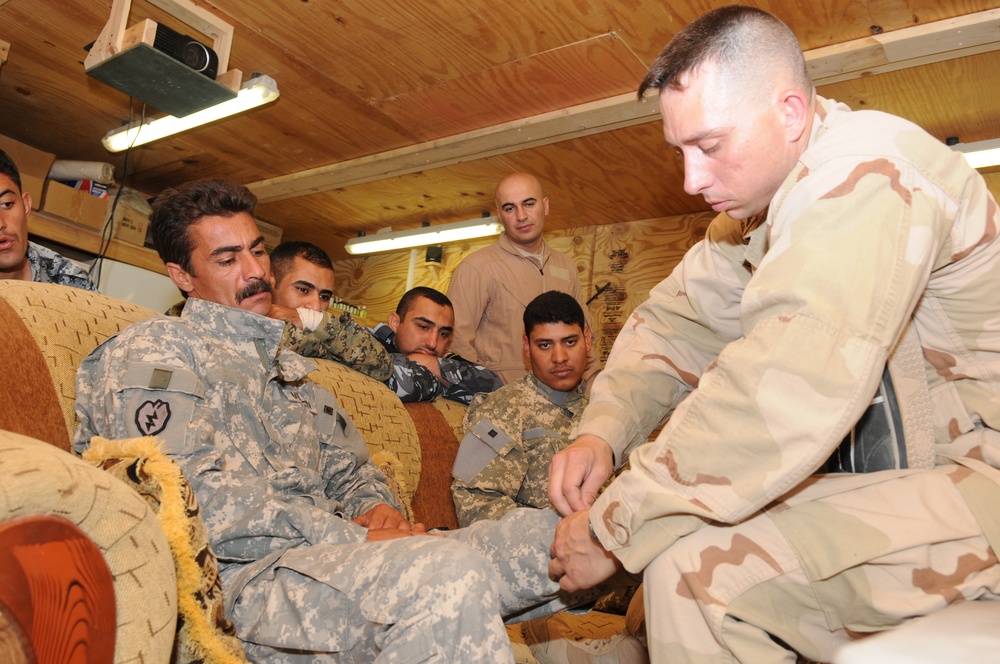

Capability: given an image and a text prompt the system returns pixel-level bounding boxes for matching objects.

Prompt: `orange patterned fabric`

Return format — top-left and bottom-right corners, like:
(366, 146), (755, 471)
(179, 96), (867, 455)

(406, 401), (462, 530)
(0, 280), (157, 440)
(0, 296), (69, 450)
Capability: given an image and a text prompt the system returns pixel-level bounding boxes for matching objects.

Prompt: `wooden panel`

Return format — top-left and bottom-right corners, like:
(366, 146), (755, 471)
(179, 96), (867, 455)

(259, 158), (515, 261)
(374, 34), (645, 141)
(590, 212), (713, 363)
(818, 51), (1000, 144)
(208, 0), (637, 102)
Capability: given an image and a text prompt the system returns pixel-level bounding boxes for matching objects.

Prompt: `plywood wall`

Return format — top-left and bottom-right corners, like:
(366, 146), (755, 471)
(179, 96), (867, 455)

(331, 168), (1000, 366)
(333, 210), (715, 364)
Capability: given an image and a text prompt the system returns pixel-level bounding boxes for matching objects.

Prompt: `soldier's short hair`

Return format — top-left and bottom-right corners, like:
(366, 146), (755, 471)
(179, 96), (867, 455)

(0, 149), (23, 192)
(523, 291), (584, 337)
(271, 241), (334, 285)
(637, 5), (811, 100)
(150, 178), (257, 276)
(396, 286), (452, 319)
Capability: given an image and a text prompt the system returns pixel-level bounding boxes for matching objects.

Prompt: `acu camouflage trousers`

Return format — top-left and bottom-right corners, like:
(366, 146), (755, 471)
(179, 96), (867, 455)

(229, 507), (602, 663)
(644, 456), (1000, 663)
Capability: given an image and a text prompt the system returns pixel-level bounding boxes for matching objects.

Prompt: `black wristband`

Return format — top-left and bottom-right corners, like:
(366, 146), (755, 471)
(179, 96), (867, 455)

(587, 520), (600, 543)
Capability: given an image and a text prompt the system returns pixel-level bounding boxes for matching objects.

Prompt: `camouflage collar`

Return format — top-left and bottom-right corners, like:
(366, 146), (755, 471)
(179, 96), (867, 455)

(528, 372), (586, 410)
(369, 322), (398, 351)
(180, 298), (313, 379)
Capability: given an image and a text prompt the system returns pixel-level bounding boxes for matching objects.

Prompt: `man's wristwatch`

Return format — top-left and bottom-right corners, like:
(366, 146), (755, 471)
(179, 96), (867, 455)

(587, 520), (600, 543)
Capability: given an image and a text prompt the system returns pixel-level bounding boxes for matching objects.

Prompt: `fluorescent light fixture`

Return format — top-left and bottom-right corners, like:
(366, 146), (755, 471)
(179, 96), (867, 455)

(951, 137), (1000, 169)
(102, 75), (279, 152)
(345, 217), (503, 255)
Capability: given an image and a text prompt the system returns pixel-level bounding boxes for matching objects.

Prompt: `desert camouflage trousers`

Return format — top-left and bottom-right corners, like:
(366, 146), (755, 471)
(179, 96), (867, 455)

(228, 507), (604, 663)
(644, 459), (1000, 664)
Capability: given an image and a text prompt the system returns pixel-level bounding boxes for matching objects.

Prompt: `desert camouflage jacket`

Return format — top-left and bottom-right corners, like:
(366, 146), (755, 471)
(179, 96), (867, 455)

(452, 374), (587, 526)
(166, 300), (391, 381)
(27, 241), (96, 291)
(369, 322), (503, 404)
(582, 96), (1000, 572)
(73, 299), (399, 572)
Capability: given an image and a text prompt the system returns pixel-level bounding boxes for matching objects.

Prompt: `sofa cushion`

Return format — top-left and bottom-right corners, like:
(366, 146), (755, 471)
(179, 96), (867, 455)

(83, 435), (249, 664)
(406, 401), (462, 530)
(518, 611), (649, 664)
(0, 296), (69, 451)
(0, 281), (157, 441)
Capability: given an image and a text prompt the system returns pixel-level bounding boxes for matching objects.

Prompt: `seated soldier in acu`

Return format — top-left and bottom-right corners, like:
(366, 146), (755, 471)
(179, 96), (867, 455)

(369, 286), (502, 404)
(451, 290), (592, 527)
(74, 178), (613, 663)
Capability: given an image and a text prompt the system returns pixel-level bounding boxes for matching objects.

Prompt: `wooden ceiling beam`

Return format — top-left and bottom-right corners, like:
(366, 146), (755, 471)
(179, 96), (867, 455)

(249, 7), (1000, 203)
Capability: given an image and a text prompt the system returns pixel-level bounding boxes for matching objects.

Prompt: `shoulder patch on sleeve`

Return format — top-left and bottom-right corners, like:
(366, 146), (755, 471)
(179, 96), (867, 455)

(452, 418), (513, 483)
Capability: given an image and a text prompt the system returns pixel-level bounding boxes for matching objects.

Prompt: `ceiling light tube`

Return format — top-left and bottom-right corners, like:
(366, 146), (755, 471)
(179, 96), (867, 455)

(102, 75), (280, 152)
(951, 137), (1000, 169)
(345, 217), (502, 255)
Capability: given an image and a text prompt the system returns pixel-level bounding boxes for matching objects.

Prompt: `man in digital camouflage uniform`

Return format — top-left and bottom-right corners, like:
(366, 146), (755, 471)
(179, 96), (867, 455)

(452, 290), (592, 527)
(548, 7), (1000, 664)
(0, 148), (96, 291)
(369, 286), (503, 404)
(165, 239), (392, 381)
(73, 178), (604, 663)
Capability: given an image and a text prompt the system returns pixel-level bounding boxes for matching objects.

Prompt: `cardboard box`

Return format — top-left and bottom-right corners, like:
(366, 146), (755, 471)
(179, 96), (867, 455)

(257, 218), (284, 252)
(41, 180), (110, 231)
(0, 134), (56, 206)
(111, 200), (150, 246)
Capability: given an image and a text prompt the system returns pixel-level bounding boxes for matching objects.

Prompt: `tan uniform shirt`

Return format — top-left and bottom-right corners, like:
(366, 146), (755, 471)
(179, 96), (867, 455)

(581, 96), (1000, 572)
(447, 233), (596, 383)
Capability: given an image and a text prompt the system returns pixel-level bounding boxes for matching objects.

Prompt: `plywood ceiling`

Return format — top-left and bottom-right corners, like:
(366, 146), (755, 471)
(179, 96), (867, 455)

(2, 0), (999, 261)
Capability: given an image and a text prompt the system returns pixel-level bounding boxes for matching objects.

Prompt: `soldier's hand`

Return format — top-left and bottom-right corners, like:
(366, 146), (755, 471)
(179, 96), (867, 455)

(548, 509), (619, 593)
(548, 434), (614, 516)
(407, 353), (447, 384)
(354, 503), (411, 530)
(365, 527), (418, 541)
(268, 304), (303, 329)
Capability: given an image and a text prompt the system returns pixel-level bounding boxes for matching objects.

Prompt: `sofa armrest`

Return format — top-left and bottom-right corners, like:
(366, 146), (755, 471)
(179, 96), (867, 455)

(82, 436), (249, 664)
(0, 429), (177, 663)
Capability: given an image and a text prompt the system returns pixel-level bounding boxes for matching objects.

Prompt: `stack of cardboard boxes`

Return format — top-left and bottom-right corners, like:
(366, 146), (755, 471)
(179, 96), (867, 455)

(1, 133), (283, 253)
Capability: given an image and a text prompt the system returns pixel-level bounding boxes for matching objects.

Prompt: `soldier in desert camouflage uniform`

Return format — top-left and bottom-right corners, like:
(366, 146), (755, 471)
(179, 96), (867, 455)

(370, 286), (503, 404)
(548, 7), (1000, 664)
(452, 290), (591, 526)
(74, 179), (605, 663)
